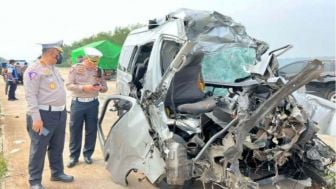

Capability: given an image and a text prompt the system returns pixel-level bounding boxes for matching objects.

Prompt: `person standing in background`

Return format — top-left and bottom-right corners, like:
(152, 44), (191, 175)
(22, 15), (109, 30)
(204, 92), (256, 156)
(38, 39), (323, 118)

(7, 59), (18, 100)
(2, 62), (9, 95)
(0, 62), (2, 76)
(15, 62), (23, 84)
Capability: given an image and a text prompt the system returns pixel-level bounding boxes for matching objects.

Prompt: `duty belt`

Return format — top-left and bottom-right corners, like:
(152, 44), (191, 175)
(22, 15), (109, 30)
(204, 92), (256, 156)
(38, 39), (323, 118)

(39, 105), (65, 111)
(73, 97), (98, 103)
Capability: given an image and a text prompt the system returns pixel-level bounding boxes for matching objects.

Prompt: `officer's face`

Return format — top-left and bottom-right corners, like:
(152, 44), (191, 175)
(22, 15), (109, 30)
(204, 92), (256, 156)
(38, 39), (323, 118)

(84, 58), (98, 69)
(49, 49), (61, 64)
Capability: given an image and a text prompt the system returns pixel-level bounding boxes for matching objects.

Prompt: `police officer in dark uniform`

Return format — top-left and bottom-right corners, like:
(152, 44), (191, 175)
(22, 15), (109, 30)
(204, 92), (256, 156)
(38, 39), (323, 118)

(66, 47), (108, 168)
(23, 41), (74, 189)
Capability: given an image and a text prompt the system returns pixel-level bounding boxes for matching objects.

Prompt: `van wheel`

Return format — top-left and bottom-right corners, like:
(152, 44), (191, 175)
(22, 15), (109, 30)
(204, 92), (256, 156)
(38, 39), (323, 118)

(326, 89), (336, 103)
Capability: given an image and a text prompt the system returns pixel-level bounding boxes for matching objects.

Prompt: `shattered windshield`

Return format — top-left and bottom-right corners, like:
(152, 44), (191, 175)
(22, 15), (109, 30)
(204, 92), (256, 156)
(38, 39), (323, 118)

(142, 8), (268, 94)
(167, 9), (264, 84)
(201, 46), (256, 83)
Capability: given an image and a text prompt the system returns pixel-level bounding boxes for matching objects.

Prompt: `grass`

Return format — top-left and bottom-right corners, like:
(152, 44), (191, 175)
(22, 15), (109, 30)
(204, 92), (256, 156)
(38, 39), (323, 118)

(0, 153), (6, 178)
(0, 106), (7, 178)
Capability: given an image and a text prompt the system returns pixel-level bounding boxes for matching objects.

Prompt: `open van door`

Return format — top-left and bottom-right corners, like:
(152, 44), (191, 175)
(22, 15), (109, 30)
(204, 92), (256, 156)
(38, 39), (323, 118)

(97, 95), (165, 185)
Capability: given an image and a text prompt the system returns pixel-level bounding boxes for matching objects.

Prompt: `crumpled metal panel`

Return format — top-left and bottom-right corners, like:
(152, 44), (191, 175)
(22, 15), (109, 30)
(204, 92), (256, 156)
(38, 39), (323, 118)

(103, 96), (165, 185)
(293, 92), (336, 136)
(167, 9), (268, 56)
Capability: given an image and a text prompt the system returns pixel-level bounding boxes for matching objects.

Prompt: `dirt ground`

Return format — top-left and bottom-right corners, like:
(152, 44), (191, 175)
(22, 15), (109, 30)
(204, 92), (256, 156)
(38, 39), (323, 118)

(0, 68), (155, 189)
(0, 67), (334, 189)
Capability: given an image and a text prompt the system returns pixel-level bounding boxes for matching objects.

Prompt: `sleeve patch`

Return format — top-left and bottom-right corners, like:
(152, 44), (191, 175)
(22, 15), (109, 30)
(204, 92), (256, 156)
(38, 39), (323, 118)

(28, 71), (38, 80)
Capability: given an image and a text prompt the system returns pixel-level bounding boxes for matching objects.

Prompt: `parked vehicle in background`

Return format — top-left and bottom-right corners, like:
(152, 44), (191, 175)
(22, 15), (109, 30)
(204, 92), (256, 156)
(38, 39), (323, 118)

(279, 59), (336, 102)
(14, 60), (29, 84)
(15, 60), (28, 66)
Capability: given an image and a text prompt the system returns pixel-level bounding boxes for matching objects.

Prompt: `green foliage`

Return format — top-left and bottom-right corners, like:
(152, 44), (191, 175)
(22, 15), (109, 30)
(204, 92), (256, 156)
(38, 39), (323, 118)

(0, 153), (6, 178)
(58, 24), (143, 67)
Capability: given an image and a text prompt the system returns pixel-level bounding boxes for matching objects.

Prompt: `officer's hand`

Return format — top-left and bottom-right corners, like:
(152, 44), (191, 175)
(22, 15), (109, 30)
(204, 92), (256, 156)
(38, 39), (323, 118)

(82, 85), (95, 92)
(32, 120), (43, 135)
(92, 86), (102, 91)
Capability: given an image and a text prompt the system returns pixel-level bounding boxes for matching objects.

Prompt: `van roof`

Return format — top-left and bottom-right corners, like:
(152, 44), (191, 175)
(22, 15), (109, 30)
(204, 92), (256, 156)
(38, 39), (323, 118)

(129, 27), (149, 35)
(124, 19), (186, 46)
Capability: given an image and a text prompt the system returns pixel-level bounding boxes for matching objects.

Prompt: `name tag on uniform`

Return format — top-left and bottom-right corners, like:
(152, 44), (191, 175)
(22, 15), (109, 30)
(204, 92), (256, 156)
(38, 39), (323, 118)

(49, 82), (57, 90)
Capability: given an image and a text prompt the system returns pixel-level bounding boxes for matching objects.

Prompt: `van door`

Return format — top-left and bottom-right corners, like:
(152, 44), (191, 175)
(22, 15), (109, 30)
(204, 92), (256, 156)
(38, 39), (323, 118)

(97, 95), (165, 185)
(129, 42), (154, 98)
(143, 34), (194, 103)
(117, 45), (138, 95)
(142, 34), (190, 97)
(140, 36), (195, 143)
(117, 42), (155, 97)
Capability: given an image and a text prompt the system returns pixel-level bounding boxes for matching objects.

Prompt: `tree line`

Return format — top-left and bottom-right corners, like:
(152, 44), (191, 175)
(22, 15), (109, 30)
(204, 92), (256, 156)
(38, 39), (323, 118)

(58, 24), (143, 67)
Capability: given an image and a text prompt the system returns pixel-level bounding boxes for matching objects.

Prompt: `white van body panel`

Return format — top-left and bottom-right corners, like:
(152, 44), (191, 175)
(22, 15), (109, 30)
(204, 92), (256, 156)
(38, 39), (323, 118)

(117, 19), (187, 95)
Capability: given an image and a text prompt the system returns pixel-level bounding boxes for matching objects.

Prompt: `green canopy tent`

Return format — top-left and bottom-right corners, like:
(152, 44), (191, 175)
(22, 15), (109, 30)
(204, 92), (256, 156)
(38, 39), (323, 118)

(71, 40), (121, 70)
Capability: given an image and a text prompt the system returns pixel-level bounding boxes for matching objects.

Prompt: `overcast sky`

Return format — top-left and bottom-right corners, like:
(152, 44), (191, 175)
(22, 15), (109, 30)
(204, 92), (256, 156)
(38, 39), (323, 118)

(0, 0), (334, 62)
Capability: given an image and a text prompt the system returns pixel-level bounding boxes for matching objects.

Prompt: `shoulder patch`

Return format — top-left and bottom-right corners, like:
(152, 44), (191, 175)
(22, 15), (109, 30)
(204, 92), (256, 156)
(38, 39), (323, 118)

(28, 71), (38, 80)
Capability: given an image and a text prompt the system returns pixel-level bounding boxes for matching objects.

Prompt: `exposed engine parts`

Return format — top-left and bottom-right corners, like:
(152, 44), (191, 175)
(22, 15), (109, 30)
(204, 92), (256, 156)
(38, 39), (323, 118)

(158, 59), (335, 189)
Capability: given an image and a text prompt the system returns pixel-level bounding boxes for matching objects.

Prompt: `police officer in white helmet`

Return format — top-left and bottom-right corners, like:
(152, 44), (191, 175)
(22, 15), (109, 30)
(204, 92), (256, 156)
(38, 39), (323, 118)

(24, 40), (74, 189)
(66, 47), (108, 168)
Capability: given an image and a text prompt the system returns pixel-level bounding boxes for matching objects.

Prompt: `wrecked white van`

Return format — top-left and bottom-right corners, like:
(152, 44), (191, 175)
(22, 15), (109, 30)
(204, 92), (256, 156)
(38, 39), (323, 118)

(98, 9), (335, 189)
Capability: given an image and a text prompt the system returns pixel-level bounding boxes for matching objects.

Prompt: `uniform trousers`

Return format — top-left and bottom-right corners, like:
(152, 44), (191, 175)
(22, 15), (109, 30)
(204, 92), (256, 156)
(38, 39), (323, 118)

(27, 109), (67, 185)
(7, 80), (17, 99)
(69, 99), (99, 160)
